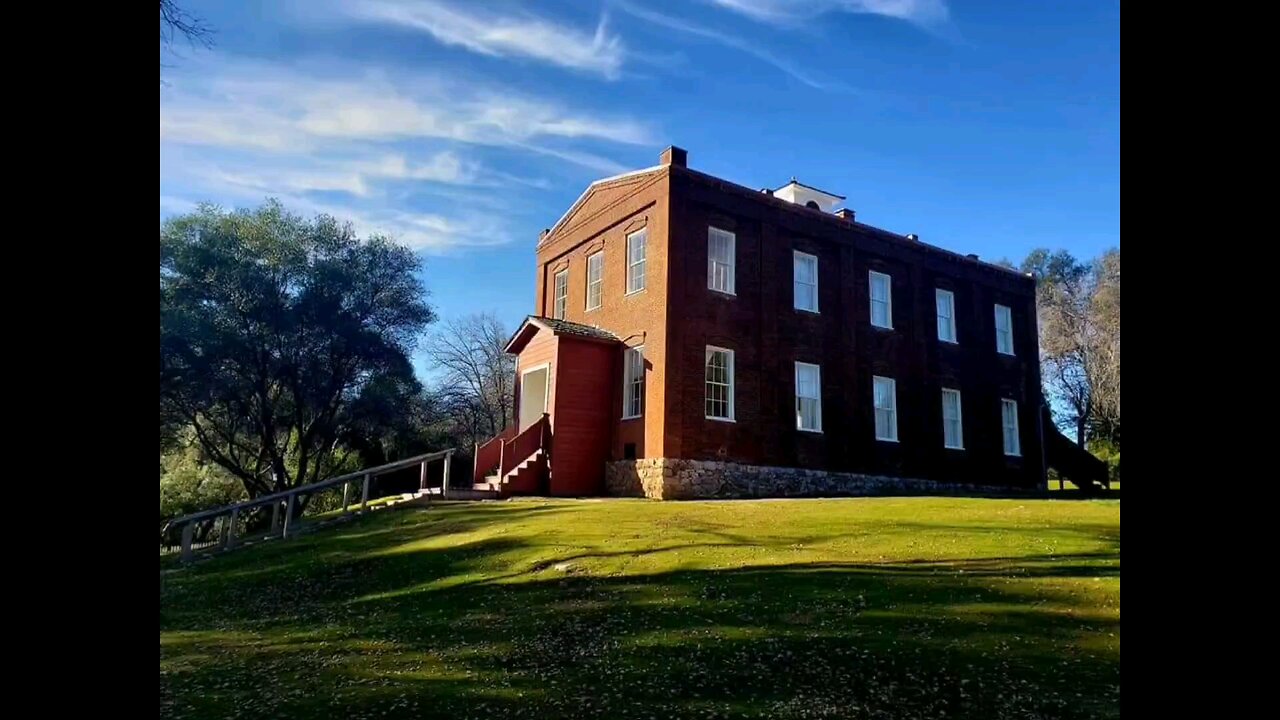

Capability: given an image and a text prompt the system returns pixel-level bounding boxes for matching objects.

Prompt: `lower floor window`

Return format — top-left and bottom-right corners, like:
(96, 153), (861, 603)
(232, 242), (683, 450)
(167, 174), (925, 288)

(1001, 398), (1021, 456)
(794, 362), (822, 432)
(942, 388), (964, 449)
(873, 376), (898, 441)
(623, 346), (644, 419)
(705, 346), (734, 420)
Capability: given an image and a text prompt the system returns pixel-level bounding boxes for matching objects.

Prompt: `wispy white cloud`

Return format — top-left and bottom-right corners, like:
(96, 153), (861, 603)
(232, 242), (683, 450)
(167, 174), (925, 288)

(168, 164), (514, 253)
(160, 58), (653, 153)
(160, 55), (656, 253)
(615, 1), (852, 92)
(201, 151), (477, 199)
(340, 0), (626, 79)
(707, 0), (950, 29)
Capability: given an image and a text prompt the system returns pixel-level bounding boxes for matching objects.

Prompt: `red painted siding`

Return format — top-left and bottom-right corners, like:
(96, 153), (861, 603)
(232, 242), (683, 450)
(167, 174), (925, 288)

(547, 338), (615, 495)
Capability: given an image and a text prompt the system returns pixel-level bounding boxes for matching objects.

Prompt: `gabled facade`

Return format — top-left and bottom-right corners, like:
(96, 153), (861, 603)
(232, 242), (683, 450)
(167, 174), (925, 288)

(474, 147), (1106, 499)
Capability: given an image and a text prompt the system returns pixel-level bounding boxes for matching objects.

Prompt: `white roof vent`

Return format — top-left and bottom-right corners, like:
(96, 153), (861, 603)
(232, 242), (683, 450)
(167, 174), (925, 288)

(773, 178), (845, 213)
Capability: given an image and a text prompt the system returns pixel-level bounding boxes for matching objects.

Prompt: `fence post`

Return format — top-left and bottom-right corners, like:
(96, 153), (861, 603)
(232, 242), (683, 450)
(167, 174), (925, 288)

(282, 493), (294, 539)
(180, 522), (194, 562)
(361, 473), (371, 509)
(271, 501), (281, 532)
(342, 481), (352, 513)
(226, 508), (239, 548)
(442, 451), (452, 497)
(419, 460), (429, 493)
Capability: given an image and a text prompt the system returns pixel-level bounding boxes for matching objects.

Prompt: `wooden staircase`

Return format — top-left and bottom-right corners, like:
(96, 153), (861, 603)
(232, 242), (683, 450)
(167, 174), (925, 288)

(472, 414), (550, 498)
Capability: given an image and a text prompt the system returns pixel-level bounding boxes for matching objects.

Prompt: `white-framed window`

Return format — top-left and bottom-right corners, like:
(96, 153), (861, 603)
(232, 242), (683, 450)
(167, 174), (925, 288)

(586, 252), (603, 310)
(873, 375), (898, 442)
(794, 362), (822, 432)
(941, 388), (964, 449)
(705, 346), (735, 421)
(1001, 398), (1021, 456)
(553, 270), (568, 320)
(870, 271), (893, 328)
(793, 251), (818, 312)
(622, 346), (644, 419)
(708, 227), (736, 295)
(626, 228), (647, 294)
(994, 304), (1014, 355)
(936, 289), (957, 343)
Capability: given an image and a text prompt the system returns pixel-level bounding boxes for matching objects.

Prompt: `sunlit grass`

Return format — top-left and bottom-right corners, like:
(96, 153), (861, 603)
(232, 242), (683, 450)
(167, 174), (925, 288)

(161, 497), (1120, 719)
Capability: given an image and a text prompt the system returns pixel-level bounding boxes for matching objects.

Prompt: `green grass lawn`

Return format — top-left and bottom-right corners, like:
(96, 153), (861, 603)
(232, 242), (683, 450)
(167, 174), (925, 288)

(160, 497), (1120, 719)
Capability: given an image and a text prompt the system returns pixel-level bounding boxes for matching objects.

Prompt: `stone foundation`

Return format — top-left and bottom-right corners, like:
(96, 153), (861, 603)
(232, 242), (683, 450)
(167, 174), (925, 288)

(604, 458), (1036, 500)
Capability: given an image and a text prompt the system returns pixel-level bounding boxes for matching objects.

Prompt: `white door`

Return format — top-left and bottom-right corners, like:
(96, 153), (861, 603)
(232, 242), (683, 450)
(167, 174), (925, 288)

(519, 366), (549, 431)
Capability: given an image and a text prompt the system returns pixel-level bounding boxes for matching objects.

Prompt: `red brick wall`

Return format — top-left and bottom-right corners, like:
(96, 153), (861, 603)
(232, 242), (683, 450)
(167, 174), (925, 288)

(663, 168), (1044, 488)
(535, 170), (672, 465)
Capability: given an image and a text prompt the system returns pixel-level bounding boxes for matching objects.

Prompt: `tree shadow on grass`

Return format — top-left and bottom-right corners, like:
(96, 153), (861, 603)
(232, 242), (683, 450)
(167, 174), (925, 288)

(161, 505), (1120, 720)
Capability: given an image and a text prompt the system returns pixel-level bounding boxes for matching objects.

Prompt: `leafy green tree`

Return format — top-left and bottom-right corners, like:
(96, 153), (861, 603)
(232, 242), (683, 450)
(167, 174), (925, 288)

(160, 201), (435, 499)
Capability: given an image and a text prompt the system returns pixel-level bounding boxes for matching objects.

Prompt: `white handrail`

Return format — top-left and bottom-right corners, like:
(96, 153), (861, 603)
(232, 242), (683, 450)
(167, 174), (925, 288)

(163, 448), (455, 561)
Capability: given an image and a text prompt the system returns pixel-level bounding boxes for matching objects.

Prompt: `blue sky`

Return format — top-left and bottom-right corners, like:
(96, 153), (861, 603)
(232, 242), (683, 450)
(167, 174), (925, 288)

(160, 0), (1119, 377)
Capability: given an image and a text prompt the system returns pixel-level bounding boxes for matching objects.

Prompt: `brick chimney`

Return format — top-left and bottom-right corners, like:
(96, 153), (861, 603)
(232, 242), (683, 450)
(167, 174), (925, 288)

(660, 146), (687, 167)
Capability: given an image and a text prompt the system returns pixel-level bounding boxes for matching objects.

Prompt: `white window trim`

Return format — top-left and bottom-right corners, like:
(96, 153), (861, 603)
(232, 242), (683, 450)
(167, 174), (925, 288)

(553, 270), (568, 320)
(625, 229), (647, 295)
(936, 288), (957, 344)
(585, 252), (603, 311)
(870, 270), (893, 329)
(794, 361), (823, 433)
(622, 345), (644, 420)
(995, 304), (1014, 355)
(793, 250), (819, 313)
(941, 388), (964, 450)
(1002, 398), (1022, 456)
(708, 227), (736, 296)
(873, 375), (898, 442)
(704, 345), (735, 422)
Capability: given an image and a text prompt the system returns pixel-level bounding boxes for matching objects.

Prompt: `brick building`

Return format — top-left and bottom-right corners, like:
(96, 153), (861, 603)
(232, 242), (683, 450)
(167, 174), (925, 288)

(473, 147), (1104, 499)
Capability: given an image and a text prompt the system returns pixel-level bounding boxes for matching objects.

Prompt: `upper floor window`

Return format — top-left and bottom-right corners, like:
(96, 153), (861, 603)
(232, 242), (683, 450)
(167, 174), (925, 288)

(793, 251), (818, 312)
(795, 362), (822, 432)
(936, 289), (957, 343)
(623, 346), (644, 419)
(586, 252), (603, 310)
(994, 304), (1014, 355)
(870, 271), (893, 329)
(1001, 398), (1021, 456)
(626, 229), (647, 294)
(553, 270), (568, 320)
(941, 388), (964, 449)
(708, 227), (736, 295)
(705, 346), (735, 421)
(873, 375), (898, 442)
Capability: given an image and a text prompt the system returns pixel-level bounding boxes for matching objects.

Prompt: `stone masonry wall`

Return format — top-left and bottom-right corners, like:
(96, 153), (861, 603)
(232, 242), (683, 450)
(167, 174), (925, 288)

(605, 458), (1042, 500)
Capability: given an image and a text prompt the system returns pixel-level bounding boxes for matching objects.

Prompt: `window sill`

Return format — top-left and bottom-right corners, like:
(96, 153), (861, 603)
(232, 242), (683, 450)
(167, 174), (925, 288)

(1004, 452), (1022, 458)
(875, 437), (899, 443)
(706, 416), (736, 423)
(797, 427), (823, 434)
(997, 350), (1016, 357)
(625, 288), (646, 297)
(585, 305), (601, 313)
(939, 338), (959, 345)
(709, 288), (736, 297)
(944, 445), (965, 451)
(795, 307), (820, 314)
(621, 414), (642, 421)
(871, 323), (894, 331)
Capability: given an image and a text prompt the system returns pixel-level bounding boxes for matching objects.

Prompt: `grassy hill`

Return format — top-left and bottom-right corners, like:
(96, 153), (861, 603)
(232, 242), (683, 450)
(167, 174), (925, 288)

(160, 497), (1120, 719)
